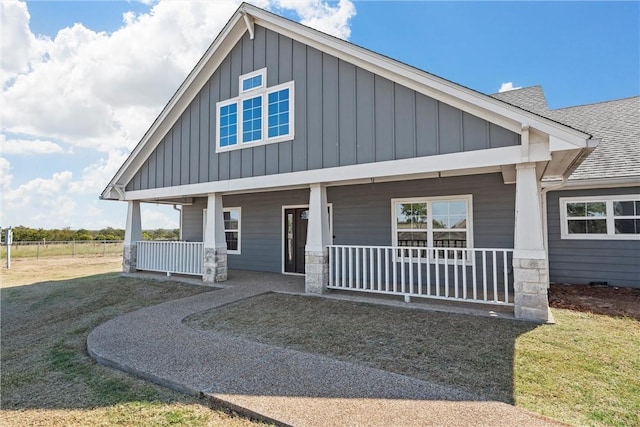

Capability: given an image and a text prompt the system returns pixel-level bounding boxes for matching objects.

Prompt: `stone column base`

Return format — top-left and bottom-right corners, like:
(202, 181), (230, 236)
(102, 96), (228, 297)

(305, 250), (328, 294)
(203, 247), (227, 284)
(513, 258), (553, 323)
(123, 245), (137, 273)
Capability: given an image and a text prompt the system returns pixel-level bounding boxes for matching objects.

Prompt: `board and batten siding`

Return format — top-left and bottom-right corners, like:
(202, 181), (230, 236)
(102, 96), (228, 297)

(126, 26), (520, 192)
(546, 187), (640, 288)
(178, 174), (514, 273)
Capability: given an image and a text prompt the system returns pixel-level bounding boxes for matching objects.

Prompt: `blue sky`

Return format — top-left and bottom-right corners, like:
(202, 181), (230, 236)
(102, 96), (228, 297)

(1, 1), (638, 230)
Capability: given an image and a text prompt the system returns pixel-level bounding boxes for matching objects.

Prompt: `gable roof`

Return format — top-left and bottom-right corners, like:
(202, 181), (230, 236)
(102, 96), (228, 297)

(492, 88), (639, 182)
(101, 3), (592, 200)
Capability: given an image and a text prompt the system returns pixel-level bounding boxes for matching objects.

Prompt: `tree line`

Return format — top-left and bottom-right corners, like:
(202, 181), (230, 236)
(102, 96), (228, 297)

(2, 226), (180, 242)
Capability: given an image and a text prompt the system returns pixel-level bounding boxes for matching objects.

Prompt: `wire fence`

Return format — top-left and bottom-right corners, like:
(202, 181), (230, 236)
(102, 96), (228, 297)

(1, 240), (124, 259)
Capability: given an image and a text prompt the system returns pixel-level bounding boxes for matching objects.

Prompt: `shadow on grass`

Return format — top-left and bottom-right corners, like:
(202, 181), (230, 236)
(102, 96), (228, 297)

(0, 273), (215, 411)
(185, 293), (539, 404)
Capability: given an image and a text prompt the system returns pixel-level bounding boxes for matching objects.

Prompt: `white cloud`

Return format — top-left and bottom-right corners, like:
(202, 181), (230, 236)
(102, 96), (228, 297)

(69, 149), (129, 194)
(0, 0), (355, 229)
(142, 206), (179, 229)
(0, 0), (49, 85)
(498, 82), (522, 93)
(0, 135), (64, 155)
(0, 157), (12, 193)
(274, 0), (356, 39)
(0, 168), (78, 227)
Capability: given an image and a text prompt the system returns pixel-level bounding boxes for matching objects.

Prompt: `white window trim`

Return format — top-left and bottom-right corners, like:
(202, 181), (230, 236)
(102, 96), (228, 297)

(223, 207), (242, 254)
(239, 68), (266, 93)
(203, 207), (242, 254)
(560, 194), (640, 240)
(391, 195), (474, 263)
(215, 99), (239, 149)
(216, 77), (295, 153)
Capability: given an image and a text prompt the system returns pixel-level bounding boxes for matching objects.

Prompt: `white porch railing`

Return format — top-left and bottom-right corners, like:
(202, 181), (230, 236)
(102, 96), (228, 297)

(136, 241), (204, 276)
(328, 245), (514, 306)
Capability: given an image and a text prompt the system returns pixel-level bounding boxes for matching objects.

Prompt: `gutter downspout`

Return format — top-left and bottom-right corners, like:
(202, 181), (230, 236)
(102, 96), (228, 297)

(539, 138), (599, 286)
(540, 177), (568, 288)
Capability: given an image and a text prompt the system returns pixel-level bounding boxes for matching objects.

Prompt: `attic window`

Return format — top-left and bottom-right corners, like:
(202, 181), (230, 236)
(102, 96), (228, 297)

(216, 68), (294, 152)
(240, 68), (265, 93)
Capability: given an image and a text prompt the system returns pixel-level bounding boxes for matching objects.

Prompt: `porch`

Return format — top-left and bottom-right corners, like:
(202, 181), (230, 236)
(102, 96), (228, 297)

(122, 166), (552, 322)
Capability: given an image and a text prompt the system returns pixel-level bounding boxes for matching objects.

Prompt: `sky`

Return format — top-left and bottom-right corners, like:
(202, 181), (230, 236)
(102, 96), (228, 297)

(1, 0), (638, 231)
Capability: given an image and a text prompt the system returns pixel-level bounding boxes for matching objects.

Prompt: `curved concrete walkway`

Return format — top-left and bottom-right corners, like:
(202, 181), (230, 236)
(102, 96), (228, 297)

(88, 271), (562, 426)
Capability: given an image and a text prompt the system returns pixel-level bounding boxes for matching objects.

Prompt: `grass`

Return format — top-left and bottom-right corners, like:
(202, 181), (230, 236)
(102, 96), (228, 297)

(0, 264), (268, 426)
(0, 241), (123, 259)
(186, 293), (640, 427)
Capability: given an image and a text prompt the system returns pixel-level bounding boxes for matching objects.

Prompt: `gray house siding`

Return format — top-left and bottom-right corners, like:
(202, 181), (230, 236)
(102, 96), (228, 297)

(329, 173), (515, 249)
(181, 199), (207, 242)
(126, 25), (520, 192)
(223, 189), (309, 272)
(182, 173), (516, 273)
(547, 187), (640, 288)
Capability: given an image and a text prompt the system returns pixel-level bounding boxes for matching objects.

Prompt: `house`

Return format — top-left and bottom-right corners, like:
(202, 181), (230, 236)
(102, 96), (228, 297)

(492, 88), (639, 289)
(102, 3), (613, 323)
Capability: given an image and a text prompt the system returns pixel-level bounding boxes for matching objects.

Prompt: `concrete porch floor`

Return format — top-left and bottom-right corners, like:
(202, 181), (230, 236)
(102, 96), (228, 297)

(88, 270), (559, 426)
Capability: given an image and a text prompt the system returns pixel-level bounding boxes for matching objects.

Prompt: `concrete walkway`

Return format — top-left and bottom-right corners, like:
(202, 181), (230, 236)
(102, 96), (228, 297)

(87, 271), (561, 426)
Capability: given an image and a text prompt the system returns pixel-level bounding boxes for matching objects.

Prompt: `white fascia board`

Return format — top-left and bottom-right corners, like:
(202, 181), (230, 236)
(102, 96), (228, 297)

(124, 145), (546, 201)
(244, 5), (590, 146)
(101, 15), (247, 199)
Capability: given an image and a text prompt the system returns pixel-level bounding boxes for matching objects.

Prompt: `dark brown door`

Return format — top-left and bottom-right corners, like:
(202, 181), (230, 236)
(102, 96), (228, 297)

(284, 208), (308, 274)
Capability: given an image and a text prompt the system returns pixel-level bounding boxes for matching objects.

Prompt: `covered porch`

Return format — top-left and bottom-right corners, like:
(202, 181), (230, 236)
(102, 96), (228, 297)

(122, 163), (550, 321)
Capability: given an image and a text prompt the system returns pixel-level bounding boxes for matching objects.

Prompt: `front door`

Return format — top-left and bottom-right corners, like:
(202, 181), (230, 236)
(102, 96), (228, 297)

(284, 208), (309, 274)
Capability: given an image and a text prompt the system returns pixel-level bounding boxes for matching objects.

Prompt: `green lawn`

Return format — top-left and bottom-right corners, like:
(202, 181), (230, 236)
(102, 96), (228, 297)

(0, 273), (267, 427)
(1, 241), (123, 258)
(186, 293), (640, 427)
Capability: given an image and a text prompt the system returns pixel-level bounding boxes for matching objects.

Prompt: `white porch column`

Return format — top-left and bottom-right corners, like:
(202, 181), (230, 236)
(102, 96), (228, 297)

(123, 201), (142, 273)
(203, 193), (227, 283)
(305, 183), (331, 294)
(513, 163), (552, 322)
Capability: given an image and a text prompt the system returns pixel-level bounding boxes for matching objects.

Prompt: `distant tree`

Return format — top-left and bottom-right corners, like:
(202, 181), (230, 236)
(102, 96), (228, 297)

(74, 229), (92, 241)
(142, 229), (180, 241)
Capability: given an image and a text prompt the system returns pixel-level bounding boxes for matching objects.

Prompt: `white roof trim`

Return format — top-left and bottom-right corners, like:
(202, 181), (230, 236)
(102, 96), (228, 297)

(102, 3), (591, 200)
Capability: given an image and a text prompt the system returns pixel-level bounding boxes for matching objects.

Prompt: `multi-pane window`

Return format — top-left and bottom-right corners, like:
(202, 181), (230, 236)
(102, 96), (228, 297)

(565, 201), (607, 234)
(393, 196), (472, 260)
(218, 103), (237, 148)
(268, 88), (290, 138)
(216, 68), (294, 152)
(560, 195), (640, 239)
(242, 96), (262, 142)
(223, 208), (241, 254)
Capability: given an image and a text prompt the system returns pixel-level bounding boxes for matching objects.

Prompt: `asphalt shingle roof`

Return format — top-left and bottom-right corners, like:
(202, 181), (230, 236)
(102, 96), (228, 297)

(491, 87), (639, 181)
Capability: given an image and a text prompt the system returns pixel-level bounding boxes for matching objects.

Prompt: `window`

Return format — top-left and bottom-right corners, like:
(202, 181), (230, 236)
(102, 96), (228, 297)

(202, 207), (242, 254)
(223, 208), (241, 254)
(392, 195), (473, 261)
(242, 96), (262, 142)
(216, 68), (294, 152)
(560, 195), (640, 240)
(240, 69), (265, 93)
(268, 88), (290, 138)
(218, 102), (237, 148)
